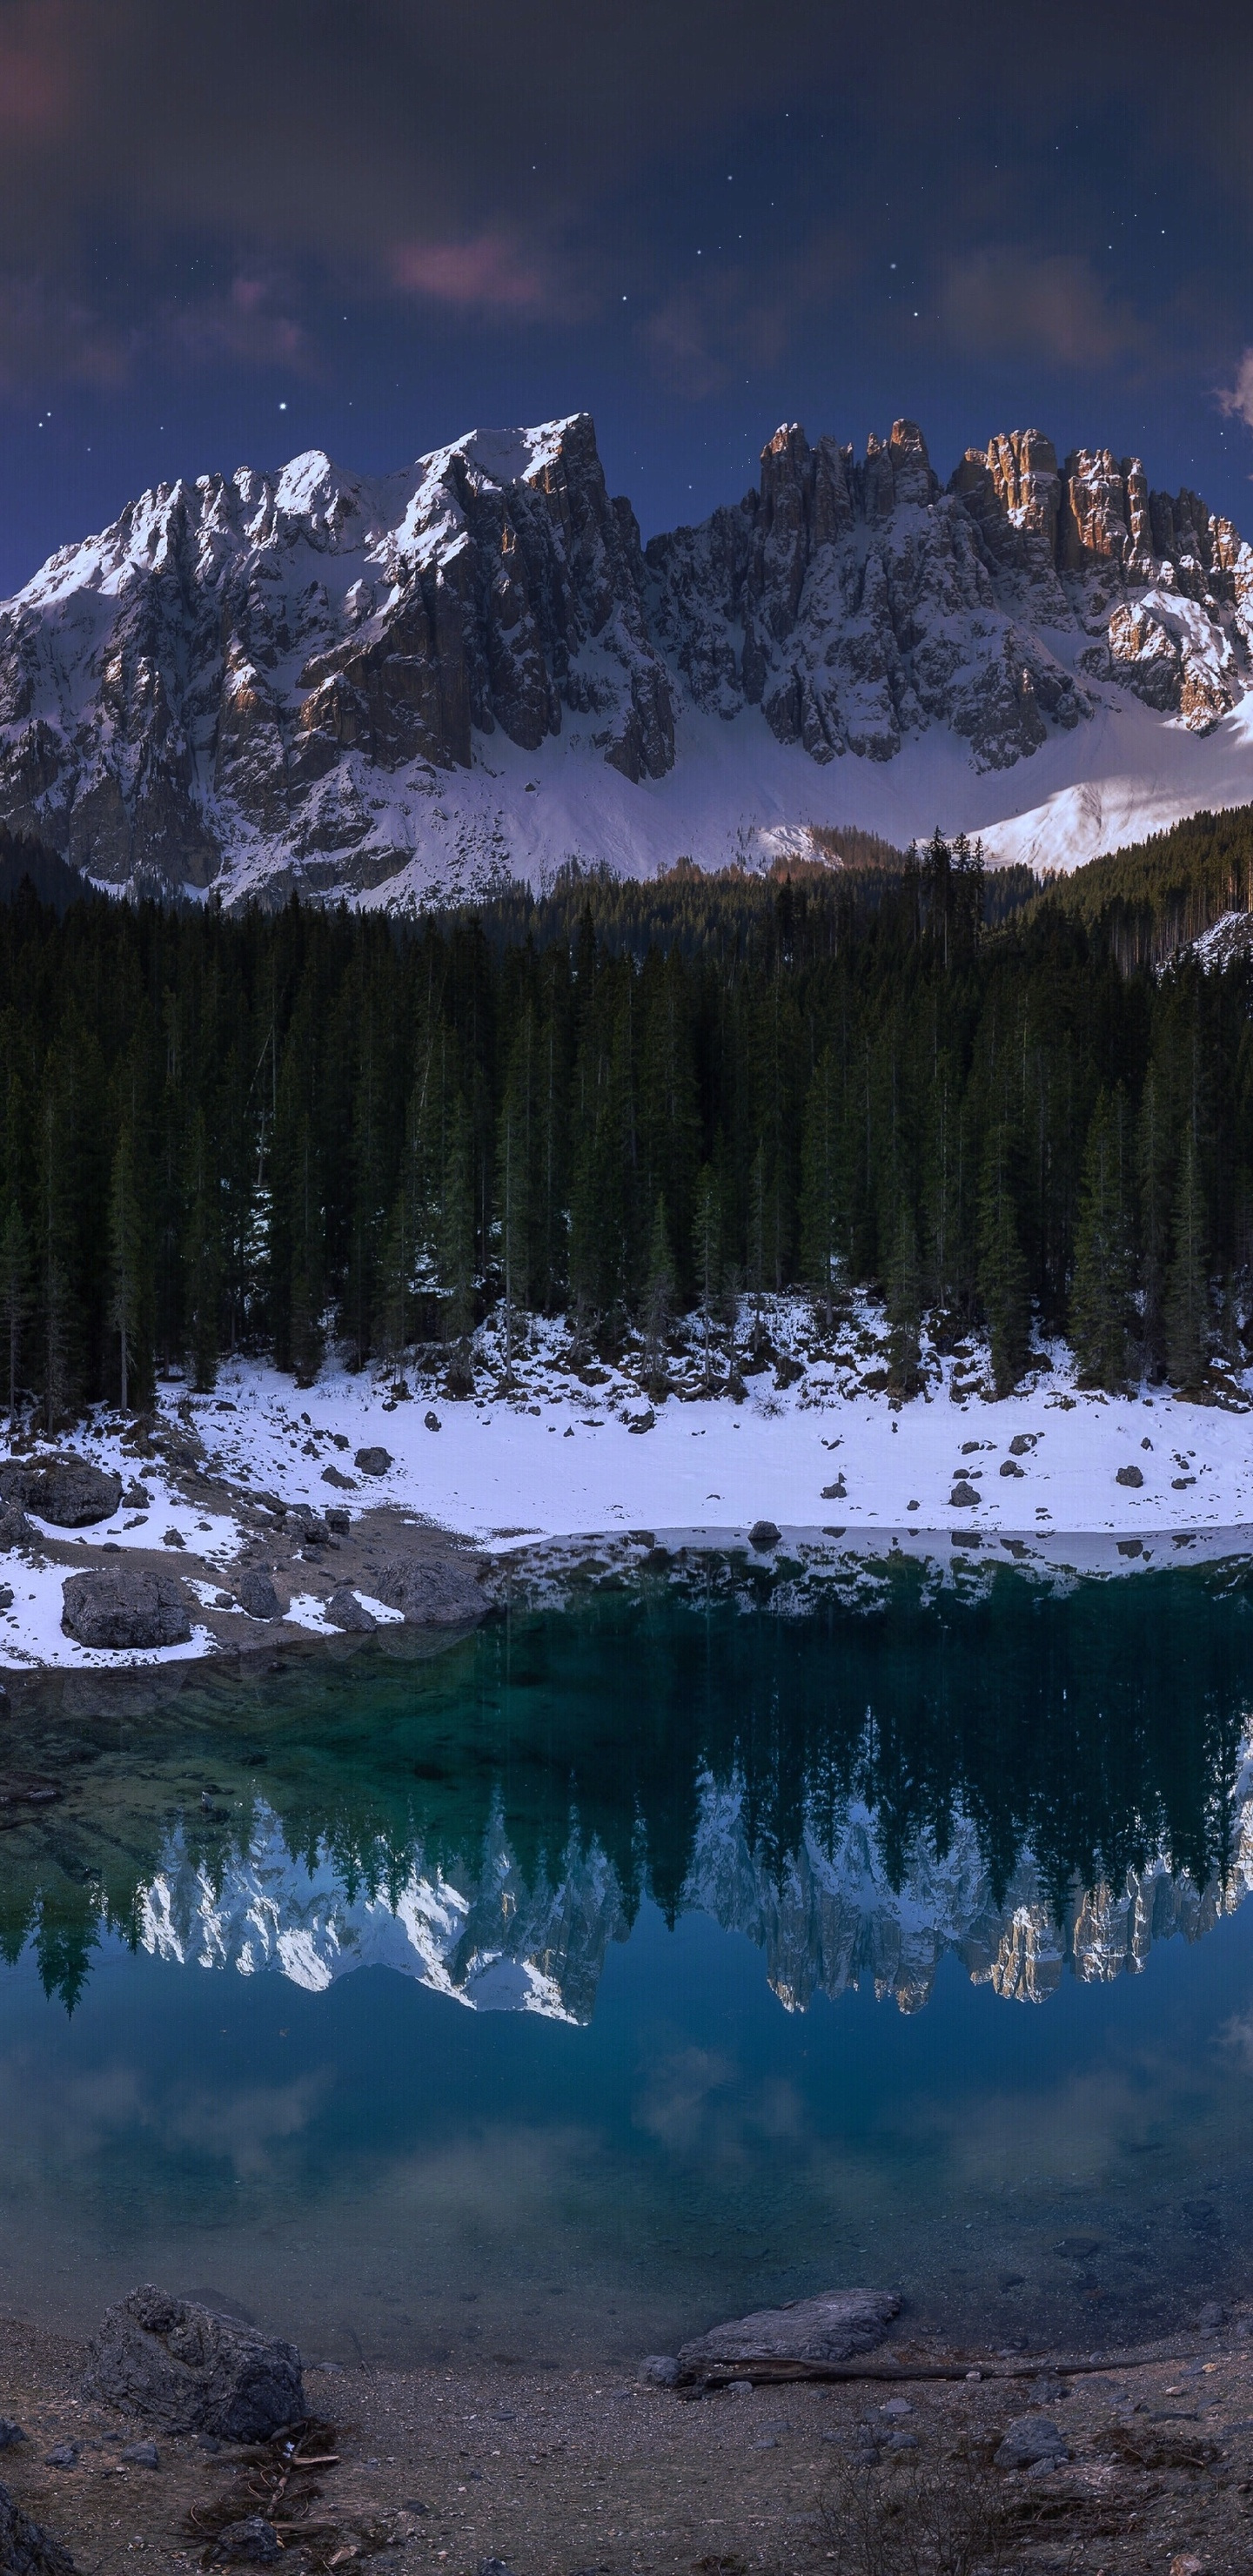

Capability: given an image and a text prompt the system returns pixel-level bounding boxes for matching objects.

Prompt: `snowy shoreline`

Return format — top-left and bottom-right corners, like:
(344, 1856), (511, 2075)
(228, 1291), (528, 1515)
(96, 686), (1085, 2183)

(1, 1298), (1251, 1674)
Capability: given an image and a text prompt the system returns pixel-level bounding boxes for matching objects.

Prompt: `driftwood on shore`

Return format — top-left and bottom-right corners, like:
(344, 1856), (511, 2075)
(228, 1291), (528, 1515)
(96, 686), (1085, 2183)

(680, 2344), (1212, 2387)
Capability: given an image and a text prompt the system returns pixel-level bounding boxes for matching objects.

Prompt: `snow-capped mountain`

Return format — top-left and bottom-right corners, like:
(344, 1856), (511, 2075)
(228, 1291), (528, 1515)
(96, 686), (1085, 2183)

(132, 1757), (1253, 2023)
(4, 412), (1253, 903)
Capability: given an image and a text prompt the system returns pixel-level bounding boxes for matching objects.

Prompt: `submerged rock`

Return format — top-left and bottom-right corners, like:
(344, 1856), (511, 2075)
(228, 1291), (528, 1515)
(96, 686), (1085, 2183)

(61, 1570), (192, 1650)
(82, 2286), (304, 2440)
(678, 2288), (899, 2375)
(0, 2480), (76, 2574)
(638, 2355), (680, 2388)
(0, 1455), (122, 1527)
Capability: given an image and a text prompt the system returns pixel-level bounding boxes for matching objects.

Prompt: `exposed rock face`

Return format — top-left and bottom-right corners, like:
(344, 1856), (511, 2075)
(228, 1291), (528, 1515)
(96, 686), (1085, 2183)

(61, 1569), (192, 1648)
(649, 416), (1253, 769)
(81, 2286), (304, 2439)
(0, 409), (1250, 896)
(0, 2480), (76, 2576)
(677, 2287), (900, 2376)
(0, 1455), (122, 1526)
(0, 418), (673, 893)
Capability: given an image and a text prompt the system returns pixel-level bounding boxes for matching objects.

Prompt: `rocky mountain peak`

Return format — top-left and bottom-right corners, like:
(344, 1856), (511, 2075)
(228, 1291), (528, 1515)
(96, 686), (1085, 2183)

(0, 404), (1249, 902)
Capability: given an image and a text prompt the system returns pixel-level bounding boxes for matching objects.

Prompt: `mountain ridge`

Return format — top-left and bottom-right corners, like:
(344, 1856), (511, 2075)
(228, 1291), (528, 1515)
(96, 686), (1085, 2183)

(3, 409), (1253, 903)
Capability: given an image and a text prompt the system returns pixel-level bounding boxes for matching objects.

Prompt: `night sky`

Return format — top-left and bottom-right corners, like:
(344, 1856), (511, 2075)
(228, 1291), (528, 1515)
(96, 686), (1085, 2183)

(1, 0), (1251, 595)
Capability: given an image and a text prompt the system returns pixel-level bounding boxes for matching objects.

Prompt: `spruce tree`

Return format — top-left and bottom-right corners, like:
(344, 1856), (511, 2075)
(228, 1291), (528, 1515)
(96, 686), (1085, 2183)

(978, 1120), (1030, 1393)
(799, 1048), (844, 1331)
(1069, 1090), (1135, 1390)
(691, 1164), (722, 1390)
(288, 1118), (326, 1386)
(641, 1196), (674, 1397)
(184, 1108), (220, 1393)
(885, 1203), (922, 1397)
(0, 1203), (29, 1426)
(1136, 1063), (1172, 1377)
(107, 1130), (144, 1412)
(1166, 1130), (1210, 1386)
(439, 1095), (477, 1379)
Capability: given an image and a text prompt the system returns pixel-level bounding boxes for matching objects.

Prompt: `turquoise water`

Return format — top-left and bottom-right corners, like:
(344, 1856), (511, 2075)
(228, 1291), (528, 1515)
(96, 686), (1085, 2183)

(3, 1551), (1253, 2366)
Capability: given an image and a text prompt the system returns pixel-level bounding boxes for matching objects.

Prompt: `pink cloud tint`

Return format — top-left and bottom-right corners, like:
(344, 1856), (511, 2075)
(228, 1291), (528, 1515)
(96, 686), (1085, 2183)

(389, 234), (551, 315)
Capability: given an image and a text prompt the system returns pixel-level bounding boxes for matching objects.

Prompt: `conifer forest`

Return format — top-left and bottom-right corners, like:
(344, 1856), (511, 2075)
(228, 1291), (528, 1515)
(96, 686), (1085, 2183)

(1, 804), (1252, 1425)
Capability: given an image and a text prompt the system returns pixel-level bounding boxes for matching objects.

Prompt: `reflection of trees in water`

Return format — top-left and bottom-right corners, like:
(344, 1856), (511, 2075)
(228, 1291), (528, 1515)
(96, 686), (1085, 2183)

(3, 1559), (1253, 2007)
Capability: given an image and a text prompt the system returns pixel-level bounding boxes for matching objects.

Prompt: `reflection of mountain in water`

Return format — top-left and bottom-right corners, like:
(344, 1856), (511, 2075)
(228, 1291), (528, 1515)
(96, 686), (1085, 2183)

(136, 1745), (1253, 2022)
(8, 1560), (1253, 2009)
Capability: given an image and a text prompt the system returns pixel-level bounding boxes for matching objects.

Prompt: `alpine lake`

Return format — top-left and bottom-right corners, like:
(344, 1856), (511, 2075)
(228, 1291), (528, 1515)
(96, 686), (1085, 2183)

(4, 1537), (1253, 2371)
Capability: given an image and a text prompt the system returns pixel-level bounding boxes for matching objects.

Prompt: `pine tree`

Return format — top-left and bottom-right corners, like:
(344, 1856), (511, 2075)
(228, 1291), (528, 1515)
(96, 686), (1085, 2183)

(107, 1130), (144, 1412)
(1166, 1130), (1210, 1386)
(1069, 1090), (1135, 1390)
(978, 1119), (1030, 1393)
(0, 1203), (30, 1426)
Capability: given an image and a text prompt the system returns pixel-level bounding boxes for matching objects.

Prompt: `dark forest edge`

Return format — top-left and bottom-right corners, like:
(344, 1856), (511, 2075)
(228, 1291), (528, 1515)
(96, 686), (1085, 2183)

(0, 802), (1250, 1422)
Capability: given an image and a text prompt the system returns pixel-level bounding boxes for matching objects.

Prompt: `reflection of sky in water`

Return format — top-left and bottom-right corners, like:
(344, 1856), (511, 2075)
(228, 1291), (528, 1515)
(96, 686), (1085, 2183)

(3, 1560), (1253, 2362)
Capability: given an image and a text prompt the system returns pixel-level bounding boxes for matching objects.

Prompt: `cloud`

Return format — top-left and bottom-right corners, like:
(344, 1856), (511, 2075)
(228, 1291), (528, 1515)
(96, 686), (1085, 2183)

(164, 275), (313, 372)
(389, 234), (562, 320)
(1217, 348), (1253, 433)
(938, 248), (1141, 368)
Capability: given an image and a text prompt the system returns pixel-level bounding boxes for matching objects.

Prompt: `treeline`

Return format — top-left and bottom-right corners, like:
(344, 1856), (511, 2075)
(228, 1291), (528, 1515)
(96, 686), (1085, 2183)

(454, 842), (1038, 963)
(0, 824), (1249, 1419)
(1029, 802), (1253, 969)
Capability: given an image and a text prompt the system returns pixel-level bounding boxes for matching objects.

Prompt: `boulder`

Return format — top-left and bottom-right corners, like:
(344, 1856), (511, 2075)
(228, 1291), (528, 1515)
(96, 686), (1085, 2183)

(320, 1465), (355, 1489)
(1116, 1464), (1144, 1488)
(81, 2286), (304, 2439)
(747, 1520), (781, 1550)
(233, 1570), (281, 1622)
(677, 2288), (899, 2377)
(354, 1447), (392, 1477)
(0, 2480), (76, 2575)
(61, 1570), (192, 1650)
(0, 1455), (122, 1527)
(0, 2425), (25, 2452)
(365, 1554), (486, 1628)
(994, 2415), (1069, 2470)
(0, 1505), (36, 1548)
(638, 2355), (680, 2388)
(325, 1587), (377, 1633)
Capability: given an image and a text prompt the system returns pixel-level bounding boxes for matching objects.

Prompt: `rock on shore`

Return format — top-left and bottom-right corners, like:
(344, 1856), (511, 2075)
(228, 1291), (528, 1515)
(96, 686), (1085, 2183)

(61, 1571), (192, 1650)
(677, 2287), (900, 2374)
(0, 2479), (76, 2574)
(81, 2288), (303, 2440)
